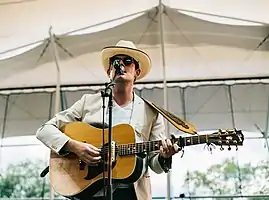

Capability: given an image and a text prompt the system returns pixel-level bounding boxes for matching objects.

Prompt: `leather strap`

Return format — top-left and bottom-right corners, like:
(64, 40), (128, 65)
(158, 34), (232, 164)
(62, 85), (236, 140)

(141, 97), (197, 135)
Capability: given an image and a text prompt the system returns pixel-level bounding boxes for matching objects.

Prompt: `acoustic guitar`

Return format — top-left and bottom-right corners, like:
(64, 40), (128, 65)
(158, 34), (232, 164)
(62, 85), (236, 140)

(49, 122), (244, 199)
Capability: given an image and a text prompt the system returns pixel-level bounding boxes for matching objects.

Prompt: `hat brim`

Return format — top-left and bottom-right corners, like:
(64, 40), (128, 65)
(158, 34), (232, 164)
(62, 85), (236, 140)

(101, 46), (151, 80)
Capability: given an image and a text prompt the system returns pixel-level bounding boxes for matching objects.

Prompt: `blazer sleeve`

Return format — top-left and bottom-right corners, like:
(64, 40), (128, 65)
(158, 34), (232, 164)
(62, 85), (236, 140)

(147, 113), (167, 174)
(36, 94), (87, 155)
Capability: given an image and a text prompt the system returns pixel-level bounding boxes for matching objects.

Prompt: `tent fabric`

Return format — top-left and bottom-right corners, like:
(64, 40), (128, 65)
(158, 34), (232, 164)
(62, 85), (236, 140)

(1, 0), (268, 54)
(168, 0), (269, 26)
(0, 3), (268, 90)
(0, 0), (158, 54)
(1, 83), (268, 138)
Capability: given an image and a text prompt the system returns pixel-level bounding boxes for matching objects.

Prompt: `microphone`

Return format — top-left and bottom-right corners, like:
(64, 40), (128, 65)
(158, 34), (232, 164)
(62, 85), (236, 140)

(112, 60), (125, 75)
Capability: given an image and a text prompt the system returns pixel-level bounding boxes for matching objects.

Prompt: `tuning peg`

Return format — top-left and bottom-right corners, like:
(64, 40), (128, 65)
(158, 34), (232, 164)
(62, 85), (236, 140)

(228, 145), (231, 151)
(235, 145), (238, 151)
(220, 145), (224, 151)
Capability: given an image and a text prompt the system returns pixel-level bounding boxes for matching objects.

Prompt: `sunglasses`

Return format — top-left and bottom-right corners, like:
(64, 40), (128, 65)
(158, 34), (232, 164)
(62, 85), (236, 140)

(109, 56), (135, 67)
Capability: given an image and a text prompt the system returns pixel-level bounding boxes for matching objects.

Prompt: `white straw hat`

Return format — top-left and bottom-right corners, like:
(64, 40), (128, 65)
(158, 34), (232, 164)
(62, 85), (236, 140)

(101, 40), (151, 80)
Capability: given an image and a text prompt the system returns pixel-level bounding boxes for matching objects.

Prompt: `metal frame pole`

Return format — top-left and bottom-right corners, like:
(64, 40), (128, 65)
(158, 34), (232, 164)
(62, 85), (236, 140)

(0, 95), (9, 176)
(158, 1), (171, 199)
(49, 26), (61, 200)
(49, 27), (61, 115)
(264, 90), (269, 154)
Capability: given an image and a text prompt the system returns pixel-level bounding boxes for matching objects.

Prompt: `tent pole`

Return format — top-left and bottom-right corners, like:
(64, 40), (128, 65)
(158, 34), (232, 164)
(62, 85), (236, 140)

(264, 91), (269, 154)
(49, 27), (61, 117)
(49, 26), (61, 200)
(158, 1), (171, 200)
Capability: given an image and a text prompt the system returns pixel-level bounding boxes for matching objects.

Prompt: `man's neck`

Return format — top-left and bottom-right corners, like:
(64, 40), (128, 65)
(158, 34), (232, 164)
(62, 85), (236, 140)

(113, 82), (134, 106)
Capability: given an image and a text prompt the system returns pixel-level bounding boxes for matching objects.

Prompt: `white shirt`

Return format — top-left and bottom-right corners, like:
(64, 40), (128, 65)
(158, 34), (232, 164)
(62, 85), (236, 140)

(105, 99), (143, 143)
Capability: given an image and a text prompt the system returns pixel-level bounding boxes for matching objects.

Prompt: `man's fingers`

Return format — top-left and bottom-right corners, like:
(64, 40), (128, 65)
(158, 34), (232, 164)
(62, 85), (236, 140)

(173, 143), (179, 152)
(91, 156), (102, 162)
(84, 156), (101, 165)
(161, 139), (167, 150)
(87, 143), (101, 152)
(166, 139), (173, 150)
(86, 146), (100, 156)
(160, 146), (165, 155)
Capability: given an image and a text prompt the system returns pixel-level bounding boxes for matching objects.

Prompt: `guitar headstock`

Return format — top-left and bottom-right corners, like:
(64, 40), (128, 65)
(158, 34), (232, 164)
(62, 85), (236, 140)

(208, 129), (244, 151)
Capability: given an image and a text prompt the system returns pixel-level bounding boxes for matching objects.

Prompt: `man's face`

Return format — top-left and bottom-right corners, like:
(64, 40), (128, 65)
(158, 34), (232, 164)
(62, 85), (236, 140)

(107, 54), (140, 83)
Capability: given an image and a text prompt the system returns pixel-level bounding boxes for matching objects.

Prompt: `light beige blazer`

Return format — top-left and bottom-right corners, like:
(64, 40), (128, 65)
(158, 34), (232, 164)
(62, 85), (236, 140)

(36, 92), (166, 200)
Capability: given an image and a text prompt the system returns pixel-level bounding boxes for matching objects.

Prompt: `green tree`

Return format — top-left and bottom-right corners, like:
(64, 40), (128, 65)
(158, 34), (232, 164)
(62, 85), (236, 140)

(183, 158), (269, 199)
(0, 159), (61, 198)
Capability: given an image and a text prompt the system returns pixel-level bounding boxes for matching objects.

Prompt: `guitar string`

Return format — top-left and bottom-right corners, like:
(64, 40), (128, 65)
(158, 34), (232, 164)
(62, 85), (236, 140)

(99, 135), (208, 155)
(99, 134), (240, 155)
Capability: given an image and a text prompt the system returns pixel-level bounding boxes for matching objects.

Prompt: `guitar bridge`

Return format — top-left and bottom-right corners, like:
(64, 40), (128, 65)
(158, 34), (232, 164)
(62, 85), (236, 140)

(101, 141), (117, 163)
(111, 141), (116, 162)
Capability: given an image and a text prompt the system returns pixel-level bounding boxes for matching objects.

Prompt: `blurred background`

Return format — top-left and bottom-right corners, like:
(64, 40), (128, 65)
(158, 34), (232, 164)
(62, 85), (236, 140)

(0, 0), (269, 199)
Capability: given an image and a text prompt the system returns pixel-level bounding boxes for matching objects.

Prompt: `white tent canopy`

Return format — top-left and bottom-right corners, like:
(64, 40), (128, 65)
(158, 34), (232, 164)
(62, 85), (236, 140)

(0, 0), (268, 90)
(1, 0), (269, 53)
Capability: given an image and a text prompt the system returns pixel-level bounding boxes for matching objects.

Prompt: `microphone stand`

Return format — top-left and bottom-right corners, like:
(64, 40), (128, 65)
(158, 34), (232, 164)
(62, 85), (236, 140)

(101, 62), (124, 200)
(101, 76), (116, 200)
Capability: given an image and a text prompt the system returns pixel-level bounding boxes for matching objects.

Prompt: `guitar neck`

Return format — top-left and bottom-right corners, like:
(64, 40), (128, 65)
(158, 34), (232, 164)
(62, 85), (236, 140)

(118, 134), (209, 156)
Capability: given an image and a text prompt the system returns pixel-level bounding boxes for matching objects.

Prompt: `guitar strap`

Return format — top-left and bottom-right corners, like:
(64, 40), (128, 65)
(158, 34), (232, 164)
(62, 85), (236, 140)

(141, 97), (197, 135)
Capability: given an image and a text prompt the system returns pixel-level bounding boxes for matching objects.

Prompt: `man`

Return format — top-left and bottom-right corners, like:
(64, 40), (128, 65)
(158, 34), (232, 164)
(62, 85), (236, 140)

(36, 40), (179, 200)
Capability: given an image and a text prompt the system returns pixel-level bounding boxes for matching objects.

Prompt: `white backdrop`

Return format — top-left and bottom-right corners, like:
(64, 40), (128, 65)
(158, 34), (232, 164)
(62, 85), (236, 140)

(1, 83), (268, 138)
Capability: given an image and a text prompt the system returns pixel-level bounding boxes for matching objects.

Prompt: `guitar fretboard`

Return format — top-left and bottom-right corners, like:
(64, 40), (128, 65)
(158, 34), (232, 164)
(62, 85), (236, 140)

(117, 135), (210, 156)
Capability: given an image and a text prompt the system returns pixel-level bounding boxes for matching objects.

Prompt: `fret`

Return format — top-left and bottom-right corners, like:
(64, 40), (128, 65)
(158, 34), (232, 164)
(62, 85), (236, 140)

(185, 137), (193, 145)
(118, 134), (212, 156)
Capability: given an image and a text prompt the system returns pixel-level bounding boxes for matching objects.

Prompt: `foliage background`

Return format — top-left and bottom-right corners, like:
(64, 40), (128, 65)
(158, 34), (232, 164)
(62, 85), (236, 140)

(0, 158), (268, 199)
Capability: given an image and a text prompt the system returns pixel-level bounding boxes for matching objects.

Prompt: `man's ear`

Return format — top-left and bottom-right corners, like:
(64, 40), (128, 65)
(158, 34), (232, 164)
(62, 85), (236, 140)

(107, 67), (111, 76)
(135, 68), (141, 77)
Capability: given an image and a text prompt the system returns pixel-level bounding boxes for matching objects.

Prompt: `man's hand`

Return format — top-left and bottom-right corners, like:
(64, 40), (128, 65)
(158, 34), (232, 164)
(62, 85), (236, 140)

(64, 139), (101, 165)
(159, 139), (179, 158)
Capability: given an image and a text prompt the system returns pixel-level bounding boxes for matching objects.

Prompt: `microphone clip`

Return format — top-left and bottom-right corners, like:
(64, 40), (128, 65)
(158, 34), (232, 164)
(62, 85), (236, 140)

(112, 60), (125, 75)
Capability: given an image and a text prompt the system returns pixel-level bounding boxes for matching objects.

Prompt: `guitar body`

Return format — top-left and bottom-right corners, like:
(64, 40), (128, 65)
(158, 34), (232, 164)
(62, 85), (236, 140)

(48, 121), (244, 199)
(49, 122), (144, 199)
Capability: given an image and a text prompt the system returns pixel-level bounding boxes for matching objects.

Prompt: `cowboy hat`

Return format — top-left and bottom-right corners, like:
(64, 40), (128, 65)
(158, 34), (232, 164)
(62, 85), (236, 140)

(101, 40), (151, 80)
